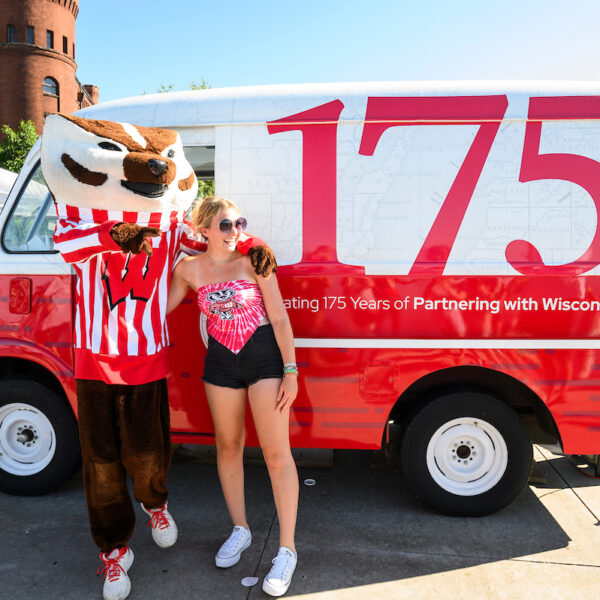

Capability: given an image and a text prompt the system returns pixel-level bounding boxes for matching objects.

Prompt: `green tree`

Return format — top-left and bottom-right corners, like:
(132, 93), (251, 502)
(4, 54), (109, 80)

(0, 120), (39, 173)
(197, 178), (215, 199)
(156, 83), (175, 93)
(190, 78), (211, 90)
(144, 79), (212, 95)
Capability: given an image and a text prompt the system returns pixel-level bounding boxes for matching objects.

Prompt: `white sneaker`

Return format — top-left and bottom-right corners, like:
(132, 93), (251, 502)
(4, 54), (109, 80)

(215, 525), (252, 568)
(141, 501), (178, 548)
(98, 546), (134, 600)
(262, 546), (297, 597)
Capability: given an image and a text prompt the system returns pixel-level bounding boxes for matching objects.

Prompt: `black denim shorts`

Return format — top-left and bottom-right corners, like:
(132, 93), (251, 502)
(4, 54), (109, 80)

(202, 324), (284, 389)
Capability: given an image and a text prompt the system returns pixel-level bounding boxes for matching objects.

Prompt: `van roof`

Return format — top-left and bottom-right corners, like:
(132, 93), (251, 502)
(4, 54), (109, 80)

(76, 81), (600, 128)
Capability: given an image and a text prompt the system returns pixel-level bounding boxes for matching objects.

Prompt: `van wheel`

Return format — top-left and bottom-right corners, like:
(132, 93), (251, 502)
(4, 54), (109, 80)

(0, 379), (80, 495)
(400, 391), (532, 516)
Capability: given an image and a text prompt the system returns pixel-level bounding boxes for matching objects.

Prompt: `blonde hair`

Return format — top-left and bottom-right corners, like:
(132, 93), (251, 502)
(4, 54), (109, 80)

(191, 195), (240, 232)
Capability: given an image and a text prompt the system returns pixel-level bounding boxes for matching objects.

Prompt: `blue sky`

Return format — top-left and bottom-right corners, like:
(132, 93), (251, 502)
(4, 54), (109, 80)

(75, 0), (600, 103)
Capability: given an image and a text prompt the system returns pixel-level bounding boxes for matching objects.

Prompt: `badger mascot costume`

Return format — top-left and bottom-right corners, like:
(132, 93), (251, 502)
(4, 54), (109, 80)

(41, 114), (274, 600)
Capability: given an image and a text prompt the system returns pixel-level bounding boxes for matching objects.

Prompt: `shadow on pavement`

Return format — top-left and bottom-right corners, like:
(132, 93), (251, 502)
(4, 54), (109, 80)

(0, 448), (576, 600)
(275, 449), (572, 596)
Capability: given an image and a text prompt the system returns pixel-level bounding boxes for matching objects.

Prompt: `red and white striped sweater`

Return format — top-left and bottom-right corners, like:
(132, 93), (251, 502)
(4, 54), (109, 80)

(53, 203), (206, 384)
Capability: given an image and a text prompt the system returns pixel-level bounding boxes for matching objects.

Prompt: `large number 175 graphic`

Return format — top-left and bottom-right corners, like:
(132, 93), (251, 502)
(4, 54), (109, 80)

(268, 95), (600, 276)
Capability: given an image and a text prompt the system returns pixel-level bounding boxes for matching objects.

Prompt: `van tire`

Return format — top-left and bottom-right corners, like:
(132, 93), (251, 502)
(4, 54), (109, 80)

(400, 391), (532, 516)
(0, 379), (80, 495)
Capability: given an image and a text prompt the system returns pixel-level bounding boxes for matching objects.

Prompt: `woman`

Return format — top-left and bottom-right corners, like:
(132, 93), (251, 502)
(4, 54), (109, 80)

(167, 196), (299, 597)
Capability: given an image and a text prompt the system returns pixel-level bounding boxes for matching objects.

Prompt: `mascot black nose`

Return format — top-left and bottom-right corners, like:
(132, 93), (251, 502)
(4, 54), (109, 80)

(148, 159), (167, 176)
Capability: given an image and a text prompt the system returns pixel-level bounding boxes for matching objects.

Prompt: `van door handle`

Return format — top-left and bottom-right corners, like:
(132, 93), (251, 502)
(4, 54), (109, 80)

(9, 278), (31, 314)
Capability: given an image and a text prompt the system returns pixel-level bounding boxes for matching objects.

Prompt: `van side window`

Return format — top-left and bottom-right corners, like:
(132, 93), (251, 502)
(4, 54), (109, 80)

(183, 145), (215, 214)
(2, 163), (56, 253)
(183, 145), (214, 179)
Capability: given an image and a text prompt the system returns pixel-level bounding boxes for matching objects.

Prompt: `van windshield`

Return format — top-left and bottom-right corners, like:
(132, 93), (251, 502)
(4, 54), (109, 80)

(2, 163), (56, 253)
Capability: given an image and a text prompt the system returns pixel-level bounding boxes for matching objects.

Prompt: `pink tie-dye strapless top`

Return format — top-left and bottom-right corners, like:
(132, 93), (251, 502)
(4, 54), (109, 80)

(197, 279), (266, 354)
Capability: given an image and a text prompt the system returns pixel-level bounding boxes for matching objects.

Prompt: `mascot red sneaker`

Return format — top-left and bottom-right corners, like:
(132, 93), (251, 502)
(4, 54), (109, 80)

(41, 114), (275, 600)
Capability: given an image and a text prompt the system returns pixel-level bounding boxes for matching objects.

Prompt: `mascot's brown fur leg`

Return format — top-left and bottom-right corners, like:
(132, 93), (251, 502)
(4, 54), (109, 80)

(76, 379), (171, 553)
(77, 379), (136, 552)
(118, 378), (171, 509)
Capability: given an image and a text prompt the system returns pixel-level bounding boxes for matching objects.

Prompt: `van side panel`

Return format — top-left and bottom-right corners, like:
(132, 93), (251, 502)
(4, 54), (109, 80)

(167, 294), (215, 437)
(279, 345), (598, 453)
(214, 90), (600, 454)
(0, 273), (76, 405)
(276, 274), (600, 339)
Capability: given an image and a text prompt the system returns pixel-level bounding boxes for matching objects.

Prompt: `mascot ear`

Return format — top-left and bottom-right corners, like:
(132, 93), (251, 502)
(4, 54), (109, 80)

(44, 113), (71, 130)
(41, 113), (74, 152)
(41, 113), (73, 190)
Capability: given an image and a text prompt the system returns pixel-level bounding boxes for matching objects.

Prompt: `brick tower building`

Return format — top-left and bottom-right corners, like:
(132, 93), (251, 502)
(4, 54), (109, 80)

(0, 0), (98, 134)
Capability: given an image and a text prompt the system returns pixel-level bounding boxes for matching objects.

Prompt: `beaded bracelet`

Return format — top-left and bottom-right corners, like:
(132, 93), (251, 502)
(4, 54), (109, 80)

(283, 367), (299, 375)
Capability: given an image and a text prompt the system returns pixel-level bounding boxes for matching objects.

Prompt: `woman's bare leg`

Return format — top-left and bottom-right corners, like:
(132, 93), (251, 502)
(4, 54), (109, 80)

(204, 382), (249, 528)
(248, 378), (298, 551)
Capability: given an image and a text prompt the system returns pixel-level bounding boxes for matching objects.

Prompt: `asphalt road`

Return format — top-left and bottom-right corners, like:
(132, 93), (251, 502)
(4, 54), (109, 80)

(1, 446), (599, 600)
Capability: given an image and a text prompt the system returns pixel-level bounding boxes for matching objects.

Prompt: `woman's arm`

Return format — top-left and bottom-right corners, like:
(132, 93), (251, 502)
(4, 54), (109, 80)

(167, 259), (193, 314)
(256, 268), (298, 411)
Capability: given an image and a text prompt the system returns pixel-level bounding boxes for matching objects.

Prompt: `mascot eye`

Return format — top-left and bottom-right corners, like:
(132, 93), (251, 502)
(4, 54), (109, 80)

(167, 149), (175, 158)
(98, 142), (122, 152)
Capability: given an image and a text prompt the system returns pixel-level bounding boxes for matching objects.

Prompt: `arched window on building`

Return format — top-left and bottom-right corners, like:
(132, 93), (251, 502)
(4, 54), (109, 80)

(43, 77), (60, 113)
(43, 77), (58, 96)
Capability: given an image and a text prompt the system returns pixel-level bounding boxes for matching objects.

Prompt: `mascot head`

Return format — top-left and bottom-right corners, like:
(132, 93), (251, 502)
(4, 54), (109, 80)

(207, 288), (237, 303)
(41, 114), (198, 213)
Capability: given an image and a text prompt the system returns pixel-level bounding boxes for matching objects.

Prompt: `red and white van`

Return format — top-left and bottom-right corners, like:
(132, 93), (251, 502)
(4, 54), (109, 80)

(1, 82), (600, 515)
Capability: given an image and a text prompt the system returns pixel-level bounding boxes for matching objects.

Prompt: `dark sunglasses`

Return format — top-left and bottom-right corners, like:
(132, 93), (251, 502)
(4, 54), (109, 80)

(219, 217), (247, 234)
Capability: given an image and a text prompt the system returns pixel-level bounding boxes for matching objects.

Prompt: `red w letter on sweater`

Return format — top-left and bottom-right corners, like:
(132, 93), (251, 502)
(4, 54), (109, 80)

(102, 246), (168, 310)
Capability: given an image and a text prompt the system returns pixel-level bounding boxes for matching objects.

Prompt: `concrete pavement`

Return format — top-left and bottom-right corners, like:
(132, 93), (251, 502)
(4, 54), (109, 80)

(1, 446), (599, 600)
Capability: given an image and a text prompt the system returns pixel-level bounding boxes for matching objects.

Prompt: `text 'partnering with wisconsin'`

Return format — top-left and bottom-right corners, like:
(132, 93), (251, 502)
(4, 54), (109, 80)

(283, 295), (600, 314)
